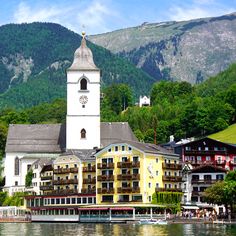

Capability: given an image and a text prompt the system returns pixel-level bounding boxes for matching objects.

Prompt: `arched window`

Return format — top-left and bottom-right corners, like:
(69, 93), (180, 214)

(15, 157), (19, 176)
(80, 78), (87, 90)
(81, 129), (86, 139)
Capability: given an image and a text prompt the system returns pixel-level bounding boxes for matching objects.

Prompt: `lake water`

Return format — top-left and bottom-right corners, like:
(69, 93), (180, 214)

(0, 223), (235, 236)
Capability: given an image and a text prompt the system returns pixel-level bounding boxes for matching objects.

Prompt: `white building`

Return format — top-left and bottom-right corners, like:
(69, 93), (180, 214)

(4, 33), (137, 196)
(139, 96), (150, 107)
(182, 164), (226, 213)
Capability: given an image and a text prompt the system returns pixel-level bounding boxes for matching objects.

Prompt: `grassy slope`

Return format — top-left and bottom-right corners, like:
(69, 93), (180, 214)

(209, 123), (236, 144)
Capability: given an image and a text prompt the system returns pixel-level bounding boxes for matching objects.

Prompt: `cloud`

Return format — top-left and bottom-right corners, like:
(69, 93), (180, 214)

(12, 0), (117, 34)
(168, 2), (235, 22)
(76, 0), (117, 34)
(13, 2), (67, 23)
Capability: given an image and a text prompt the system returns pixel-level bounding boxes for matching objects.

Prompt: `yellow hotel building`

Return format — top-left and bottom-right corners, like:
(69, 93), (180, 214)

(95, 141), (182, 205)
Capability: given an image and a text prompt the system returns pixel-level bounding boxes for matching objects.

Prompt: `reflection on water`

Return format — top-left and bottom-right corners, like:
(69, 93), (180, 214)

(0, 223), (235, 236)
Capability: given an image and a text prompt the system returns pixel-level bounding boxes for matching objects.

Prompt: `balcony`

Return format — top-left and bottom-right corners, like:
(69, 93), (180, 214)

(117, 187), (132, 193)
(162, 176), (182, 182)
(192, 191), (204, 196)
(51, 189), (79, 195)
(117, 174), (132, 181)
(97, 175), (114, 181)
(132, 161), (140, 168)
(162, 163), (182, 170)
(191, 179), (218, 184)
(83, 178), (96, 184)
(97, 188), (114, 194)
(53, 179), (78, 185)
(41, 176), (53, 181)
(97, 163), (114, 169)
(155, 187), (182, 193)
(132, 174), (140, 180)
(81, 188), (96, 194)
(117, 161), (132, 168)
(83, 166), (96, 172)
(40, 185), (54, 191)
(184, 150), (226, 155)
(54, 167), (78, 174)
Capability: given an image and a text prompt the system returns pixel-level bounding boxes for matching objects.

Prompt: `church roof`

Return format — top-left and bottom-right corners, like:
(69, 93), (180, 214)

(5, 122), (137, 153)
(68, 34), (99, 71)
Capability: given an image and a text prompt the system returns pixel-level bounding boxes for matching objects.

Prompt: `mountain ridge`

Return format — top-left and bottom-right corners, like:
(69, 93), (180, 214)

(90, 12), (236, 83)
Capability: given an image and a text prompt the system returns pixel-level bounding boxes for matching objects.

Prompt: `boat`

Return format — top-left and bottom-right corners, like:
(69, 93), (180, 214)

(139, 218), (168, 225)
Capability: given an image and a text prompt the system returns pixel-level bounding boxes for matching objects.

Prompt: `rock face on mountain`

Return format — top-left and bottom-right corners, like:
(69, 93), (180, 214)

(0, 22), (154, 109)
(90, 13), (236, 83)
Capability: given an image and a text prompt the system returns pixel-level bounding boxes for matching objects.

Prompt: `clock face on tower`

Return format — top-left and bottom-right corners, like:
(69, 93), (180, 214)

(79, 95), (88, 104)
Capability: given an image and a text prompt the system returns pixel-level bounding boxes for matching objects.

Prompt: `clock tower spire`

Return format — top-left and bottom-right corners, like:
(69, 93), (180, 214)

(66, 32), (100, 150)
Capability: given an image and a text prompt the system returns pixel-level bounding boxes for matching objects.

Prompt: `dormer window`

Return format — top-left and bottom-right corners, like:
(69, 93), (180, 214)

(80, 78), (87, 90)
(81, 129), (86, 139)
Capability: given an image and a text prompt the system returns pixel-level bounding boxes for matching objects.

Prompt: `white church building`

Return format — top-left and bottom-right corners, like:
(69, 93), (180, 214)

(4, 33), (137, 196)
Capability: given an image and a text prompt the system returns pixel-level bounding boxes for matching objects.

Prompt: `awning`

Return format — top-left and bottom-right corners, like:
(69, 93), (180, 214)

(182, 206), (199, 210)
(78, 208), (108, 211)
(110, 207), (134, 211)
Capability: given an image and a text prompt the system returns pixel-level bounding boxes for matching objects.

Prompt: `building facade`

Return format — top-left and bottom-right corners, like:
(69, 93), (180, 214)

(182, 137), (236, 171)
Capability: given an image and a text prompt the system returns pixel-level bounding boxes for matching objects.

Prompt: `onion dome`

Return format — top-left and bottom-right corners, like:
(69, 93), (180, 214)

(68, 31), (99, 71)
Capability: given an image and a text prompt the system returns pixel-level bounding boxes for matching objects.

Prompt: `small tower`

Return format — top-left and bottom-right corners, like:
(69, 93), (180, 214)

(66, 32), (100, 150)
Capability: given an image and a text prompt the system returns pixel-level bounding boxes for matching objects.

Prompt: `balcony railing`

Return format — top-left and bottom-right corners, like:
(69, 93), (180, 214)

(184, 150), (226, 155)
(97, 175), (114, 181)
(162, 176), (182, 182)
(117, 174), (132, 181)
(132, 174), (140, 180)
(97, 188), (114, 194)
(51, 189), (79, 195)
(155, 187), (182, 193)
(40, 176), (53, 181)
(191, 179), (218, 184)
(192, 191), (204, 196)
(40, 185), (54, 191)
(81, 188), (96, 194)
(83, 166), (96, 172)
(117, 161), (132, 168)
(83, 178), (96, 184)
(162, 163), (182, 170)
(132, 161), (140, 168)
(53, 179), (78, 185)
(117, 187), (132, 193)
(97, 163), (114, 169)
(53, 167), (78, 174)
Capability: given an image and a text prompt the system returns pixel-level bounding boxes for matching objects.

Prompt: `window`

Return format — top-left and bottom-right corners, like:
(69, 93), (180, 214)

(80, 78), (87, 90)
(115, 146), (118, 152)
(133, 156), (139, 162)
(74, 164), (77, 168)
(156, 183), (159, 188)
(14, 157), (19, 176)
(128, 146), (132, 151)
(133, 169), (139, 174)
(197, 156), (202, 161)
(156, 158), (158, 163)
(15, 181), (18, 186)
(66, 165), (69, 169)
(156, 171), (158, 176)
(216, 174), (224, 180)
(148, 196), (152, 202)
(35, 164), (38, 169)
(81, 129), (86, 139)
(148, 183), (151, 188)
(206, 156), (211, 161)
(205, 147), (209, 151)
(122, 146), (125, 151)
(108, 148), (111, 152)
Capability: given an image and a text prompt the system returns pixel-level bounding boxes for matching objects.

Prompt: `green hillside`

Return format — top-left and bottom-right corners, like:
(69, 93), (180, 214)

(0, 22), (155, 110)
(209, 124), (236, 144)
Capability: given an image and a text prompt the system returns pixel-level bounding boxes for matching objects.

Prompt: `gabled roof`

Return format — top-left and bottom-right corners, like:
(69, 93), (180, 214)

(181, 137), (236, 150)
(5, 122), (137, 153)
(95, 140), (179, 157)
(5, 124), (66, 153)
(191, 164), (226, 173)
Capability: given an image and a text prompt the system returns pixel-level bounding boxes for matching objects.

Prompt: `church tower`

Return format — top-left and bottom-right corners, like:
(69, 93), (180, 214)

(66, 32), (100, 150)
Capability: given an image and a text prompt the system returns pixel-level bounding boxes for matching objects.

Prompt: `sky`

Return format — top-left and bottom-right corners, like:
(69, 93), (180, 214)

(1, 0), (236, 35)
